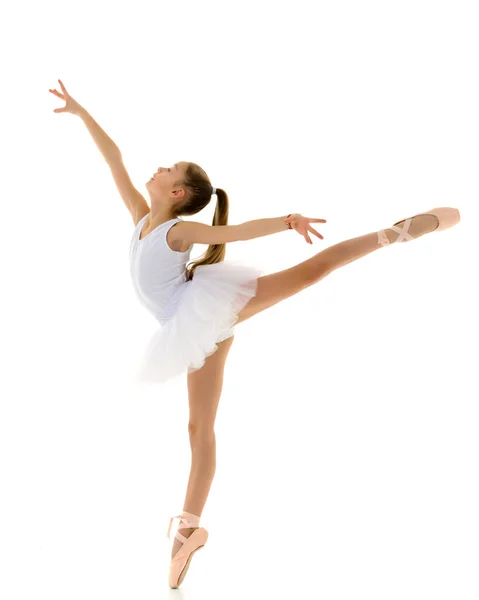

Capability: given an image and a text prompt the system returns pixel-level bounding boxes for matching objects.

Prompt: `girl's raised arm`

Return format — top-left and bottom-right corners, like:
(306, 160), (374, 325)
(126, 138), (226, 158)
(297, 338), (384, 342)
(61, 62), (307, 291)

(50, 80), (149, 222)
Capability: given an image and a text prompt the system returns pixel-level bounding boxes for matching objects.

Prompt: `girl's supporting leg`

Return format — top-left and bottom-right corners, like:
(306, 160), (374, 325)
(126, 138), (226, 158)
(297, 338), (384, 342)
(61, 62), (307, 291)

(170, 335), (234, 559)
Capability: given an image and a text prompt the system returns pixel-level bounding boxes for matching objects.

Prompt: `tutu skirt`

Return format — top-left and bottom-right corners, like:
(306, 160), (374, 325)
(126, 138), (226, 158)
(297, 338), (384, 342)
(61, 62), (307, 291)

(132, 259), (265, 385)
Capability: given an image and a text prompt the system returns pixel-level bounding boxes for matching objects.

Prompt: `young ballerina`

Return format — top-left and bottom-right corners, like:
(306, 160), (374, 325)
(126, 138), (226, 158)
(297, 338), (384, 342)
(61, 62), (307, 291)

(50, 79), (460, 589)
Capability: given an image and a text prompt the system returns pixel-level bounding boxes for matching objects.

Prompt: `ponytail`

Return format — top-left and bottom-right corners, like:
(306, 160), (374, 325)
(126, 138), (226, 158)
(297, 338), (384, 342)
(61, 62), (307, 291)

(185, 188), (229, 281)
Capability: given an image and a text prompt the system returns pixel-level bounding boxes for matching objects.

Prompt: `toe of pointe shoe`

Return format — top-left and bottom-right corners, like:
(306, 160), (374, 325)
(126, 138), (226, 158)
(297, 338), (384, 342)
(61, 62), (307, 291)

(423, 207), (461, 232)
(168, 527), (209, 589)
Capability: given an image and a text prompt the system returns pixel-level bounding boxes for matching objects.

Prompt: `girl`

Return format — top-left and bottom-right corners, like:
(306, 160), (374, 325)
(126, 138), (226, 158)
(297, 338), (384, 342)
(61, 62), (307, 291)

(49, 79), (460, 589)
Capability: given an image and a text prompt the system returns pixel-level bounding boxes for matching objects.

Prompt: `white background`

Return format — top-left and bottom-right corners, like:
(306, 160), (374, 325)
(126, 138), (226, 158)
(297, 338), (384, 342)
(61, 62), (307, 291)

(1, 0), (478, 598)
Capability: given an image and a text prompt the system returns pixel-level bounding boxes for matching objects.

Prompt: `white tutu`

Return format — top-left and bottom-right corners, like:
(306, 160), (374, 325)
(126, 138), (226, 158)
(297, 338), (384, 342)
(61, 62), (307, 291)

(132, 259), (265, 385)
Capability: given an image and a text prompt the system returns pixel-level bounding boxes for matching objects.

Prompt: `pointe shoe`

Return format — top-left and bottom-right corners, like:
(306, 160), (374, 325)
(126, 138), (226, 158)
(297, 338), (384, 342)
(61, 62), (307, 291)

(377, 207), (461, 247)
(167, 511), (208, 589)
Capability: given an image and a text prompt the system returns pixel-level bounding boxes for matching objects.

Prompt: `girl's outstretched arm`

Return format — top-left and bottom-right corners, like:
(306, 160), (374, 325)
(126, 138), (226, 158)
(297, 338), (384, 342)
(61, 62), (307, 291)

(50, 80), (148, 221)
(78, 108), (149, 220)
(75, 108), (149, 222)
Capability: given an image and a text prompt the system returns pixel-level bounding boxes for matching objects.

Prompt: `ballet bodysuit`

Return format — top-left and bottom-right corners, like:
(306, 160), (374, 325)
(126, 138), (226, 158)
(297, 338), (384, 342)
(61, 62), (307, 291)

(129, 215), (263, 384)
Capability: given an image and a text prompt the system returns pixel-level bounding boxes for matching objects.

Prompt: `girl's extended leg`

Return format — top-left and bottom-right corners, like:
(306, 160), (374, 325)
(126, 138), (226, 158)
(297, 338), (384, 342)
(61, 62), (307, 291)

(236, 214), (439, 324)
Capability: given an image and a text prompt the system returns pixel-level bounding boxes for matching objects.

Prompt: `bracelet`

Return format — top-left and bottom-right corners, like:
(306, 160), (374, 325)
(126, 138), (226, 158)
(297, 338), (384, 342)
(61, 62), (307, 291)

(285, 213), (292, 230)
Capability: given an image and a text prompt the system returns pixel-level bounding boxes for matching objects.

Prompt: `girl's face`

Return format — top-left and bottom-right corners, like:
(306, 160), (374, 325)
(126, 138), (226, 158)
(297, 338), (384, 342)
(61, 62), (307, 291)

(147, 162), (185, 191)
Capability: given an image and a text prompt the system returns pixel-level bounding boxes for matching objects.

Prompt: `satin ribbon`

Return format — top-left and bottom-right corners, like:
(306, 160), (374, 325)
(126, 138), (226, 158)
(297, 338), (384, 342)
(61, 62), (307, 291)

(167, 512), (201, 539)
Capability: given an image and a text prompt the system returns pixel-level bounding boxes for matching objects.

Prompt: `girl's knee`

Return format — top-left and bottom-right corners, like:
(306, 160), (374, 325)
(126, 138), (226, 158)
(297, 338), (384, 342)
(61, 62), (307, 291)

(188, 423), (216, 441)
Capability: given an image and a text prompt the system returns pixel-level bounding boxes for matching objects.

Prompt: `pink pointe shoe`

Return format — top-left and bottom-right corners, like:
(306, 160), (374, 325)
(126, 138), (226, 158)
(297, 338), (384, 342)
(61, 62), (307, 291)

(377, 207), (461, 246)
(167, 511), (208, 589)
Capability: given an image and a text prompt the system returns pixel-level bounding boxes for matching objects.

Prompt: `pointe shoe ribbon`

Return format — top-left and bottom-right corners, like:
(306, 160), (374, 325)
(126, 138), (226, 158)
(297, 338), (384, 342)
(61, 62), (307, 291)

(167, 511), (201, 541)
(377, 218), (414, 247)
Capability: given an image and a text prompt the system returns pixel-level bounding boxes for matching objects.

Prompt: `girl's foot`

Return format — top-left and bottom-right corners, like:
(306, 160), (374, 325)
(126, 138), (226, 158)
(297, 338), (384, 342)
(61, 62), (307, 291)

(378, 207), (460, 247)
(167, 511), (208, 589)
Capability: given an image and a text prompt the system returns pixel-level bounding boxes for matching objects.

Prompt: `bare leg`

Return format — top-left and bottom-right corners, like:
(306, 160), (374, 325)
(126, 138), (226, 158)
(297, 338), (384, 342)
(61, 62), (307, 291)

(170, 336), (234, 559)
(236, 214), (440, 325)
(170, 432), (217, 558)
(183, 432), (216, 517)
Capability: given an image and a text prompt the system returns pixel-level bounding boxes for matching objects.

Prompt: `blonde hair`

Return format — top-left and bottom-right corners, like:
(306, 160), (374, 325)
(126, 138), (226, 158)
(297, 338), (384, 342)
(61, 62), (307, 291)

(172, 162), (229, 282)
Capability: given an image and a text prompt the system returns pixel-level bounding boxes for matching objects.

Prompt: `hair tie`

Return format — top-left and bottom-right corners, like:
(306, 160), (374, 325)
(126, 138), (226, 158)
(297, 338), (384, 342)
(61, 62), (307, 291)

(212, 187), (216, 195)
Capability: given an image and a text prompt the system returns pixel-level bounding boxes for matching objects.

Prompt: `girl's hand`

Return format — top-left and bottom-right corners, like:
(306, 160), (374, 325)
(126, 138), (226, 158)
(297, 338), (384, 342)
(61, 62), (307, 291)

(284, 213), (327, 244)
(49, 79), (84, 115)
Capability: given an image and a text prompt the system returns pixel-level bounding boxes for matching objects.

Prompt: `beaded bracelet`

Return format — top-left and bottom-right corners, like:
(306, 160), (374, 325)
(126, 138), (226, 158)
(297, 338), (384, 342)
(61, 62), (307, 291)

(285, 213), (293, 229)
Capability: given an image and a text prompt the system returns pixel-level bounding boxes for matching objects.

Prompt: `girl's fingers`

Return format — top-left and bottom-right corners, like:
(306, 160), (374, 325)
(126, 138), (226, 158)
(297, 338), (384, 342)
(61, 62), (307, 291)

(58, 80), (69, 97)
(309, 226), (324, 239)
